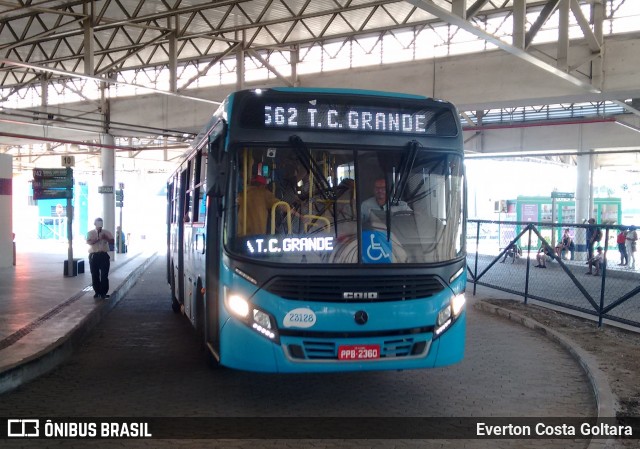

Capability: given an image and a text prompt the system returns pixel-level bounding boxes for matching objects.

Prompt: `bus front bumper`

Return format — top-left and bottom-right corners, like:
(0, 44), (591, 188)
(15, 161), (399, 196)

(218, 311), (465, 373)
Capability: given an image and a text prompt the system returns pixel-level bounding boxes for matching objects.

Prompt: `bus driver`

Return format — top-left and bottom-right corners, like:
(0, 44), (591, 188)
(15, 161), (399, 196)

(360, 178), (411, 223)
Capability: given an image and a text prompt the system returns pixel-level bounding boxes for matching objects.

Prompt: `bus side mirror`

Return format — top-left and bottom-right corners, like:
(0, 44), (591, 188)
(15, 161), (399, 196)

(207, 137), (228, 198)
(208, 157), (228, 198)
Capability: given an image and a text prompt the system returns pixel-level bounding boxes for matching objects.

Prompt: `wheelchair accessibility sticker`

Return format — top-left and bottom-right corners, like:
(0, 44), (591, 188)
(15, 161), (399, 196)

(362, 231), (392, 263)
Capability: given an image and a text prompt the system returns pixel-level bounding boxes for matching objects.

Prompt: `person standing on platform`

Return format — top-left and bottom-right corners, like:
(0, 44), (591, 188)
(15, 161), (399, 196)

(617, 228), (628, 266)
(86, 217), (114, 299)
(585, 218), (601, 263)
(626, 226), (638, 270)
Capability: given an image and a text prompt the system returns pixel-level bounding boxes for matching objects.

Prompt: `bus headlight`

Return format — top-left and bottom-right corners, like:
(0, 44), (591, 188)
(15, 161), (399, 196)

(224, 289), (279, 343)
(435, 305), (452, 336)
(434, 294), (465, 337)
(227, 294), (250, 318)
(253, 309), (272, 329)
(452, 294), (466, 317)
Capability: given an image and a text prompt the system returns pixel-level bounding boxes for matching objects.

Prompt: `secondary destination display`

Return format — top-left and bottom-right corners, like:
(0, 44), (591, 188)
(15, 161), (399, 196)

(244, 235), (334, 255)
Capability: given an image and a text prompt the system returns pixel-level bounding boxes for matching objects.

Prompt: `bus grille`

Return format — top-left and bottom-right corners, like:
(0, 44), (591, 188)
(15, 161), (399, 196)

(288, 337), (424, 360)
(264, 275), (444, 302)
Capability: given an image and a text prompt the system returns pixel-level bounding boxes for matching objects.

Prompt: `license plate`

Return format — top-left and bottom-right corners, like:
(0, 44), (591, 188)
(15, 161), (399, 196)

(338, 344), (380, 360)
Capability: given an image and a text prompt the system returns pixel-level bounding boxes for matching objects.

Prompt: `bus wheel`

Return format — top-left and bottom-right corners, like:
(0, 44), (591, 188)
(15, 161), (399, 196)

(170, 274), (181, 314)
(171, 296), (181, 313)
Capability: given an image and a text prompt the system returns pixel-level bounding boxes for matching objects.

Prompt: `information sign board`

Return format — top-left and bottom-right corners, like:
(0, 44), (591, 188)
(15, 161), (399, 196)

(551, 192), (574, 199)
(32, 167), (73, 201)
(33, 189), (73, 200)
(33, 168), (71, 178)
(33, 178), (73, 189)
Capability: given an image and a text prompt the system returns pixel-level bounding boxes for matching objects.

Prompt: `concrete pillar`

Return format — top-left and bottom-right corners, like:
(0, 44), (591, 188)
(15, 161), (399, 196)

(291, 45), (300, 87)
(83, 14), (94, 76)
(101, 134), (116, 260)
(236, 29), (245, 91)
(0, 154), (13, 268)
(591, 0), (604, 89)
(512, 0), (526, 49)
(169, 16), (178, 93)
(575, 144), (592, 261)
(452, 0), (466, 19)
(557, 0), (569, 71)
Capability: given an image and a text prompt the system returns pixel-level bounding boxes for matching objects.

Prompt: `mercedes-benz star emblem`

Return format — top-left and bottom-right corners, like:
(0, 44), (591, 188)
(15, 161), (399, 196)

(354, 310), (368, 325)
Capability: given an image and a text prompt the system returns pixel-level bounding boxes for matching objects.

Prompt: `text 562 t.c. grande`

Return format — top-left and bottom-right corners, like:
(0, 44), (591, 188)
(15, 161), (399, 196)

(264, 104), (436, 134)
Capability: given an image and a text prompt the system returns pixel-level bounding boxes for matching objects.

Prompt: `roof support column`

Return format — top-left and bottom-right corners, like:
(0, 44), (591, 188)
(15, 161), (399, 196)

(590, 0), (605, 89)
(169, 17), (178, 93)
(0, 154), (13, 268)
(513, 0), (526, 49)
(557, 0), (570, 71)
(100, 133), (116, 261)
(291, 45), (300, 87)
(83, 2), (94, 76)
(575, 132), (592, 262)
(40, 75), (48, 107)
(100, 82), (115, 259)
(236, 30), (245, 91)
(452, 0), (466, 19)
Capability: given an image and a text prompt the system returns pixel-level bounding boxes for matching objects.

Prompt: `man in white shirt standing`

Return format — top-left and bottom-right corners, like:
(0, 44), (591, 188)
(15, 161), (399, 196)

(86, 217), (115, 299)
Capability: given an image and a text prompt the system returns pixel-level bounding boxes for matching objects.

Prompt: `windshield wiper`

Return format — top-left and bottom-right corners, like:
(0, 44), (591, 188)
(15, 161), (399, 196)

(391, 140), (419, 206)
(289, 135), (339, 236)
(384, 141), (419, 242)
(289, 135), (332, 200)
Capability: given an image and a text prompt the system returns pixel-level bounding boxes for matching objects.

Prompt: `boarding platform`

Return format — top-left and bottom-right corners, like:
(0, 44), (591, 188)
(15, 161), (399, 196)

(0, 239), (157, 394)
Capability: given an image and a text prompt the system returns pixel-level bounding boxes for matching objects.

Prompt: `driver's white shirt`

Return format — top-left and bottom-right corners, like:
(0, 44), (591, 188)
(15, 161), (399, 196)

(360, 197), (411, 222)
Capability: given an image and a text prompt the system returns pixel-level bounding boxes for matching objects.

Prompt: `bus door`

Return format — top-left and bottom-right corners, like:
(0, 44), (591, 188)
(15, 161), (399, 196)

(176, 168), (188, 307)
(204, 131), (227, 359)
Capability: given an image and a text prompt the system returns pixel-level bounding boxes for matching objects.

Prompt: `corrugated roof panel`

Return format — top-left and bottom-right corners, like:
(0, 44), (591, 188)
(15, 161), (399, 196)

(250, 23), (286, 46)
(250, 0), (294, 22)
(382, 2), (427, 23)
(282, 20), (317, 42)
(360, 5), (398, 30)
(300, 15), (335, 38)
(321, 13), (355, 37)
(340, 7), (376, 32)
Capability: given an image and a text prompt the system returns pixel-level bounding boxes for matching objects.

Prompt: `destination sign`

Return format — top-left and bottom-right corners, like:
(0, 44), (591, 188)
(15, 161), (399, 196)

(33, 168), (72, 178)
(245, 235), (334, 255)
(262, 104), (456, 136)
(33, 178), (73, 189)
(33, 189), (73, 200)
(551, 191), (574, 199)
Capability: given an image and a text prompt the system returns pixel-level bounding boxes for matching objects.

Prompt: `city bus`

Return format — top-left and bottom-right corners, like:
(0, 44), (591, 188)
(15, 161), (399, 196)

(167, 87), (467, 372)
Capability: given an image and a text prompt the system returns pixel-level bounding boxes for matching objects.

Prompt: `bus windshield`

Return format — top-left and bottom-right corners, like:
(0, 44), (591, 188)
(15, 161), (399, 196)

(225, 144), (464, 264)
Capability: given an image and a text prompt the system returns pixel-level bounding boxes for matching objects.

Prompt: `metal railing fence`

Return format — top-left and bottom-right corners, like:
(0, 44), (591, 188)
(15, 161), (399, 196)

(466, 219), (640, 329)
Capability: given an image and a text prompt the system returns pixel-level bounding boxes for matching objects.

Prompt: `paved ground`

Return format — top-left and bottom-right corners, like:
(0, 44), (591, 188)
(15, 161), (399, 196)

(0, 257), (600, 448)
(473, 290), (640, 449)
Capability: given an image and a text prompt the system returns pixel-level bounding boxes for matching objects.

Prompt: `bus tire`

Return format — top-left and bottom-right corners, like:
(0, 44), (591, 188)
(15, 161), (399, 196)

(171, 296), (181, 313)
(195, 280), (205, 338)
(170, 270), (181, 314)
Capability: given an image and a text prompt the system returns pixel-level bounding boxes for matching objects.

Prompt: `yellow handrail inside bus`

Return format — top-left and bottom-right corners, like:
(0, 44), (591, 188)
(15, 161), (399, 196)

(270, 201), (292, 235)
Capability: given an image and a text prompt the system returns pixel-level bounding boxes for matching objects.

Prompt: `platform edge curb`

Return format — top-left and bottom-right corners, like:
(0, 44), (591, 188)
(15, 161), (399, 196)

(474, 300), (618, 449)
(0, 252), (157, 395)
